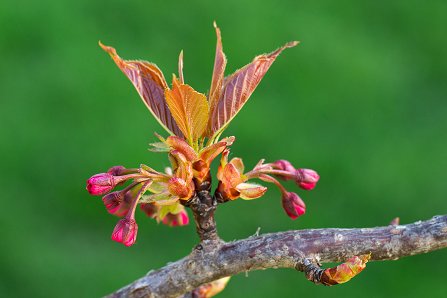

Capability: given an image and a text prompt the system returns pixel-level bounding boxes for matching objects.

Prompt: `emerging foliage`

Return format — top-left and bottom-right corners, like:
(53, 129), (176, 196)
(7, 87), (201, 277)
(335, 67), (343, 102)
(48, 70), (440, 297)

(89, 23), (318, 250)
(165, 76), (209, 145)
(321, 254), (371, 285)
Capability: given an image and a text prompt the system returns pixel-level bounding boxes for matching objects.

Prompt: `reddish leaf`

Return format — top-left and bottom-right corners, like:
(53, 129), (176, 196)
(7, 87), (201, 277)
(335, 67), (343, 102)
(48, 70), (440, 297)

(209, 41), (298, 137)
(222, 163), (244, 187)
(321, 254), (371, 285)
(207, 22), (227, 135)
(229, 157), (244, 174)
(165, 76), (209, 144)
(99, 42), (183, 137)
(165, 136), (198, 162)
(199, 136), (234, 164)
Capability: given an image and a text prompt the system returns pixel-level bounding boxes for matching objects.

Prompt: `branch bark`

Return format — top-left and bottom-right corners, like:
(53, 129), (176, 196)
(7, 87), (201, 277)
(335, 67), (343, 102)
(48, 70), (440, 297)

(184, 190), (219, 242)
(106, 215), (447, 298)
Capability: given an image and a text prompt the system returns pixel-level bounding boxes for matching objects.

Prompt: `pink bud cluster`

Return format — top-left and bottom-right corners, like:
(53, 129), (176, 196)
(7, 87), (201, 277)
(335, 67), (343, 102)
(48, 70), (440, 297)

(271, 160), (319, 219)
(272, 160), (319, 190)
(86, 137), (319, 246)
(240, 159), (319, 220)
(86, 165), (190, 247)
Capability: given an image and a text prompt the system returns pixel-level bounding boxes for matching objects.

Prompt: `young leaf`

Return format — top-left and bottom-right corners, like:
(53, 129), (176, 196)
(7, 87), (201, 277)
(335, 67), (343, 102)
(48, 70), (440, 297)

(207, 22), (227, 136)
(99, 42), (183, 137)
(165, 76), (209, 145)
(148, 141), (170, 152)
(320, 254), (371, 285)
(236, 183), (267, 200)
(209, 41), (299, 138)
(158, 202), (183, 219)
(192, 276), (231, 298)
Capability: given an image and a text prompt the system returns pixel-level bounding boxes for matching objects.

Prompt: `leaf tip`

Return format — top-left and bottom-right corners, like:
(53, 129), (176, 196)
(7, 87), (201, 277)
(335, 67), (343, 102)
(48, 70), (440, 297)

(153, 132), (166, 142)
(287, 40), (300, 48)
(178, 50), (184, 84)
(98, 41), (117, 56)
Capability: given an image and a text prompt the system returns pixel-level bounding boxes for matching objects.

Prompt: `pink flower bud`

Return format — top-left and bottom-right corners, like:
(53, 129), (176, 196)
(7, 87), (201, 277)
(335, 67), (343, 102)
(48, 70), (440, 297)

(282, 192), (306, 220)
(107, 166), (140, 181)
(162, 209), (189, 227)
(269, 160), (296, 181)
(107, 165), (126, 175)
(86, 173), (116, 195)
(273, 160), (295, 173)
(111, 218), (138, 247)
(102, 191), (123, 214)
(295, 169), (319, 190)
(87, 171), (140, 196)
(140, 203), (159, 218)
(298, 182), (316, 190)
(102, 191), (130, 216)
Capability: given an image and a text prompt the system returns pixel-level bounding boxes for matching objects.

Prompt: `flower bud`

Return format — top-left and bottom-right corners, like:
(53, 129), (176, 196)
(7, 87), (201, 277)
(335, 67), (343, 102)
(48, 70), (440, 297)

(111, 218), (138, 247)
(108, 166), (140, 178)
(102, 191), (128, 216)
(140, 203), (159, 218)
(86, 173), (116, 195)
(295, 169), (319, 190)
(282, 192), (306, 220)
(107, 165), (126, 175)
(273, 160), (295, 174)
(297, 182), (315, 190)
(162, 209), (189, 227)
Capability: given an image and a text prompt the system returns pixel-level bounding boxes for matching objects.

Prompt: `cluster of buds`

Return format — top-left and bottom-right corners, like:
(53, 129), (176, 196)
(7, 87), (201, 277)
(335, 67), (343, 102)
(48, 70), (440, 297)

(87, 134), (319, 246)
(86, 134), (235, 246)
(87, 163), (190, 247)
(140, 202), (189, 227)
(216, 155), (319, 219)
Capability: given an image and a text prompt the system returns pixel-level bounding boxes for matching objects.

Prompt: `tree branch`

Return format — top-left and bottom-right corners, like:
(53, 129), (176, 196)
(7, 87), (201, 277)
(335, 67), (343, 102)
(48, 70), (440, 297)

(106, 215), (447, 298)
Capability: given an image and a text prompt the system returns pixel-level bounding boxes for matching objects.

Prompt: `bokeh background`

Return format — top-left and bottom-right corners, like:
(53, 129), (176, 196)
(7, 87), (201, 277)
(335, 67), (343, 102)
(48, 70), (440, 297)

(1, 0), (446, 297)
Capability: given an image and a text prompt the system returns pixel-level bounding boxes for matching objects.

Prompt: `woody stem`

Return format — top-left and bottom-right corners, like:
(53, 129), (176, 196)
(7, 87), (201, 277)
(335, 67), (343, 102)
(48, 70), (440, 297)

(185, 177), (220, 242)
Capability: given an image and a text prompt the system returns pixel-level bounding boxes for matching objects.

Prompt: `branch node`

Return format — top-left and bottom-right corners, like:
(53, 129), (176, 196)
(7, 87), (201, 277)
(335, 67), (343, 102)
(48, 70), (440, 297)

(298, 259), (325, 285)
(185, 189), (220, 242)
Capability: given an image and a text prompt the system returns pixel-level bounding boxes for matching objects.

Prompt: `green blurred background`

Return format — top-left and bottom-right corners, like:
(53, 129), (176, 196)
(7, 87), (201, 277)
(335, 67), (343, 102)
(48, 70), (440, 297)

(1, 0), (446, 297)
